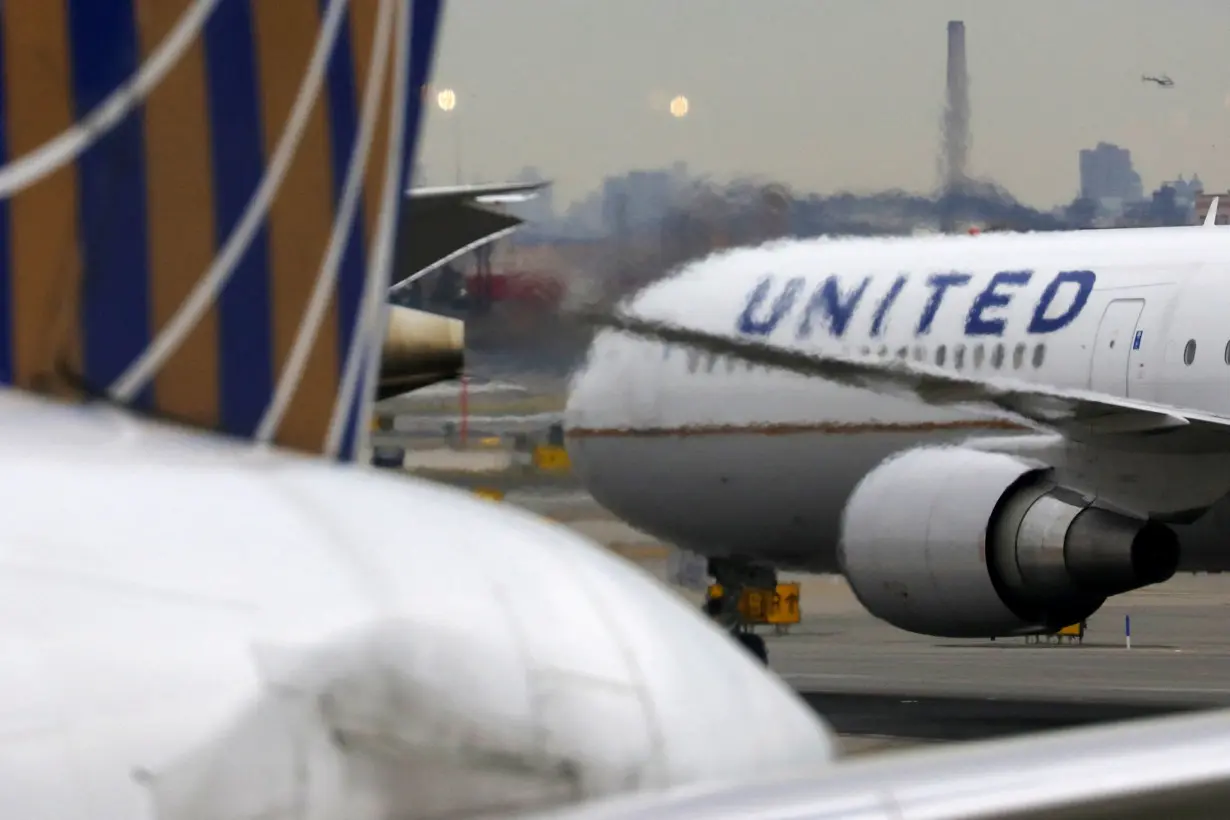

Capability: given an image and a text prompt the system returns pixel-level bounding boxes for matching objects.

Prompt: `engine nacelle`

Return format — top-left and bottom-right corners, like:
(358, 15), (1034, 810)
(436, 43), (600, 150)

(377, 306), (465, 400)
(838, 446), (1179, 637)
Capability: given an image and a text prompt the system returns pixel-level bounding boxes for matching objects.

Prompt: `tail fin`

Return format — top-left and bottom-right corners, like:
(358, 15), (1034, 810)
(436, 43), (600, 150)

(0, 0), (443, 461)
(1204, 196), (1221, 227)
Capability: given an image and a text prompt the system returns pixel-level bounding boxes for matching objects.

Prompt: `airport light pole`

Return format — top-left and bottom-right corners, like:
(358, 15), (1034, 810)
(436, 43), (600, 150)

(668, 93), (689, 168)
(435, 86), (469, 442)
(655, 93), (691, 262)
(435, 87), (463, 183)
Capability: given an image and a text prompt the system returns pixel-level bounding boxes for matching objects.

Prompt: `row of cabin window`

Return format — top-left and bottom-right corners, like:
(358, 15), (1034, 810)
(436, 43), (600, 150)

(672, 342), (1049, 374)
(924, 341), (1045, 370)
(1185, 339), (1230, 366)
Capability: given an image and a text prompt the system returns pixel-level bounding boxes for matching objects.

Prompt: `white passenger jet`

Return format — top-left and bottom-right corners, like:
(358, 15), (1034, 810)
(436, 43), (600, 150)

(0, 0), (838, 816)
(566, 204), (1230, 655)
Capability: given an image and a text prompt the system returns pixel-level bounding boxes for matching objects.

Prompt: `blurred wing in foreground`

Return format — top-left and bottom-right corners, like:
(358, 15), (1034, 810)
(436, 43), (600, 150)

(528, 705), (1230, 819)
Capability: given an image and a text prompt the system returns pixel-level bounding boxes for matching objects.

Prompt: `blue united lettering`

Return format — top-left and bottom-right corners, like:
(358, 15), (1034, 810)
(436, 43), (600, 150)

(870, 274), (907, 337)
(965, 270), (1032, 336)
(734, 269), (1098, 340)
(916, 272), (972, 335)
(736, 275), (805, 335)
(797, 276), (869, 339)
(1027, 270), (1095, 334)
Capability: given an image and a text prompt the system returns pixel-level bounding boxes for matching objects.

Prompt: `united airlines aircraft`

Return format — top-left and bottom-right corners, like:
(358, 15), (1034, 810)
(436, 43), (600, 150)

(567, 209), (1230, 657)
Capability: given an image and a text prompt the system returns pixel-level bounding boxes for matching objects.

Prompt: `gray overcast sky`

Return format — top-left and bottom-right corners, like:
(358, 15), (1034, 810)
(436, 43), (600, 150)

(419, 1), (1230, 208)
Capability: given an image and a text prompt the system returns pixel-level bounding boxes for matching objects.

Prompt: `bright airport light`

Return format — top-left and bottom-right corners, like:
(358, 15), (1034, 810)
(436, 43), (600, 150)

(669, 95), (689, 118)
(436, 88), (457, 111)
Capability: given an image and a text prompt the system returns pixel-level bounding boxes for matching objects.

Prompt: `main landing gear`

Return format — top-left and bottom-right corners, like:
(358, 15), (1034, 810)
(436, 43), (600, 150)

(704, 557), (776, 665)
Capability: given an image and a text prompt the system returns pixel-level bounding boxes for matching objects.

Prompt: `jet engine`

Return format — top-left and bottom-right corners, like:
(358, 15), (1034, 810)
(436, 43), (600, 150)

(377, 305), (465, 400)
(838, 446), (1179, 637)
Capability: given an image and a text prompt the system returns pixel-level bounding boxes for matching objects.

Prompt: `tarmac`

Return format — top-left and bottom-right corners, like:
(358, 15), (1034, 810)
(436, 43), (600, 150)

(491, 483), (1230, 758)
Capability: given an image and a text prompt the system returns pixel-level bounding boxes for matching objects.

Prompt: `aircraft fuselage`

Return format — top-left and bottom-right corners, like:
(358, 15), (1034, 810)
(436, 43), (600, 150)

(565, 228), (1230, 572)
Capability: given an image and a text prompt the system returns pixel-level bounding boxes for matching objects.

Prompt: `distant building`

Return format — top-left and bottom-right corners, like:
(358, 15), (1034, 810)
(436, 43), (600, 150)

(1079, 142), (1143, 220)
(1166, 173), (1203, 203)
(601, 166), (688, 233)
(1156, 174), (1202, 222)
(1194, 192), (1230, 225)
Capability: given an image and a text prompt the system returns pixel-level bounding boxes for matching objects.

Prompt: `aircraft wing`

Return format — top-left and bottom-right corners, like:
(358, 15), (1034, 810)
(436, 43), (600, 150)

(525, 705), (1230, 819)
(390, 181), (550, 291)
(582, 309), (1230, 450)
(405, 180), (549, 204)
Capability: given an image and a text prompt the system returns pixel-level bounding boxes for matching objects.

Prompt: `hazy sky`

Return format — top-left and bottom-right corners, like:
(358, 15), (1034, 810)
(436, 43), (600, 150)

(420, 1), (1230, 208)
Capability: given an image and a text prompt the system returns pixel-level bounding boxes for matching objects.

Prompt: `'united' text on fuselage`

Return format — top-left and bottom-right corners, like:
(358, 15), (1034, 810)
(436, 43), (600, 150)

(735, 269), (1097, 341)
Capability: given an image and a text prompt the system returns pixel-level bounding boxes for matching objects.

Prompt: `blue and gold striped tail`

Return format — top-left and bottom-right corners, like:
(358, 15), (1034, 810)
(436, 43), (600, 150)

(0, 0), (443, 461)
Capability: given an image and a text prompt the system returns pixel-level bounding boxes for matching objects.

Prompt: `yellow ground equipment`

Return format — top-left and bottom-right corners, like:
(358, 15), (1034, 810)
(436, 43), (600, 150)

(707, 582), (801, 634)
(1056, 621), (1085, 643)
(1023, 621), (1085, 644)
(532, 444), (571, 472)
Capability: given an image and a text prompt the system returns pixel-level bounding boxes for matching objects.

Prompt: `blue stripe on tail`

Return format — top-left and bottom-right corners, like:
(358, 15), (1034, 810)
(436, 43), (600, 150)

(202, 0), (273, 438)
(67, 0), (153, 408)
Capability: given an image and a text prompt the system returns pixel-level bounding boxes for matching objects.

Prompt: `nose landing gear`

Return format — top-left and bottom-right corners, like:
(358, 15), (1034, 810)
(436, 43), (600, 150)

(703, 558), (777, 665)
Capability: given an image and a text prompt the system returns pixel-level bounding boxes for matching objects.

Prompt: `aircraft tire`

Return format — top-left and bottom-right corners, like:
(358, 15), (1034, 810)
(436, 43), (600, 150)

(733, 631), (768, 664)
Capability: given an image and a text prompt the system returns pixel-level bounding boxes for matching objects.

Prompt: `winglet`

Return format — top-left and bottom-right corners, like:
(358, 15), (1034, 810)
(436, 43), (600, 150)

(0, 0), (445, 462)
(1204, 197), (1221, 227)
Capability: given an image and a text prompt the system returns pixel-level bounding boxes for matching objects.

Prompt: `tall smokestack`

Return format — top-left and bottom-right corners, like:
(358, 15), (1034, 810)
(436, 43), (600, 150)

(940, 20), (969, 232)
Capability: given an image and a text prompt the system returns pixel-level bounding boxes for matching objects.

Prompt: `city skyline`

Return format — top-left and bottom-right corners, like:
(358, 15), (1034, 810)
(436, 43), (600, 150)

(419, 1), (1230, 209)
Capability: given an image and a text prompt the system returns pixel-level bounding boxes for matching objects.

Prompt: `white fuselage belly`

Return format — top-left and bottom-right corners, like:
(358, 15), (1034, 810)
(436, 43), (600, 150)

(565, 229), (1230, 572)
